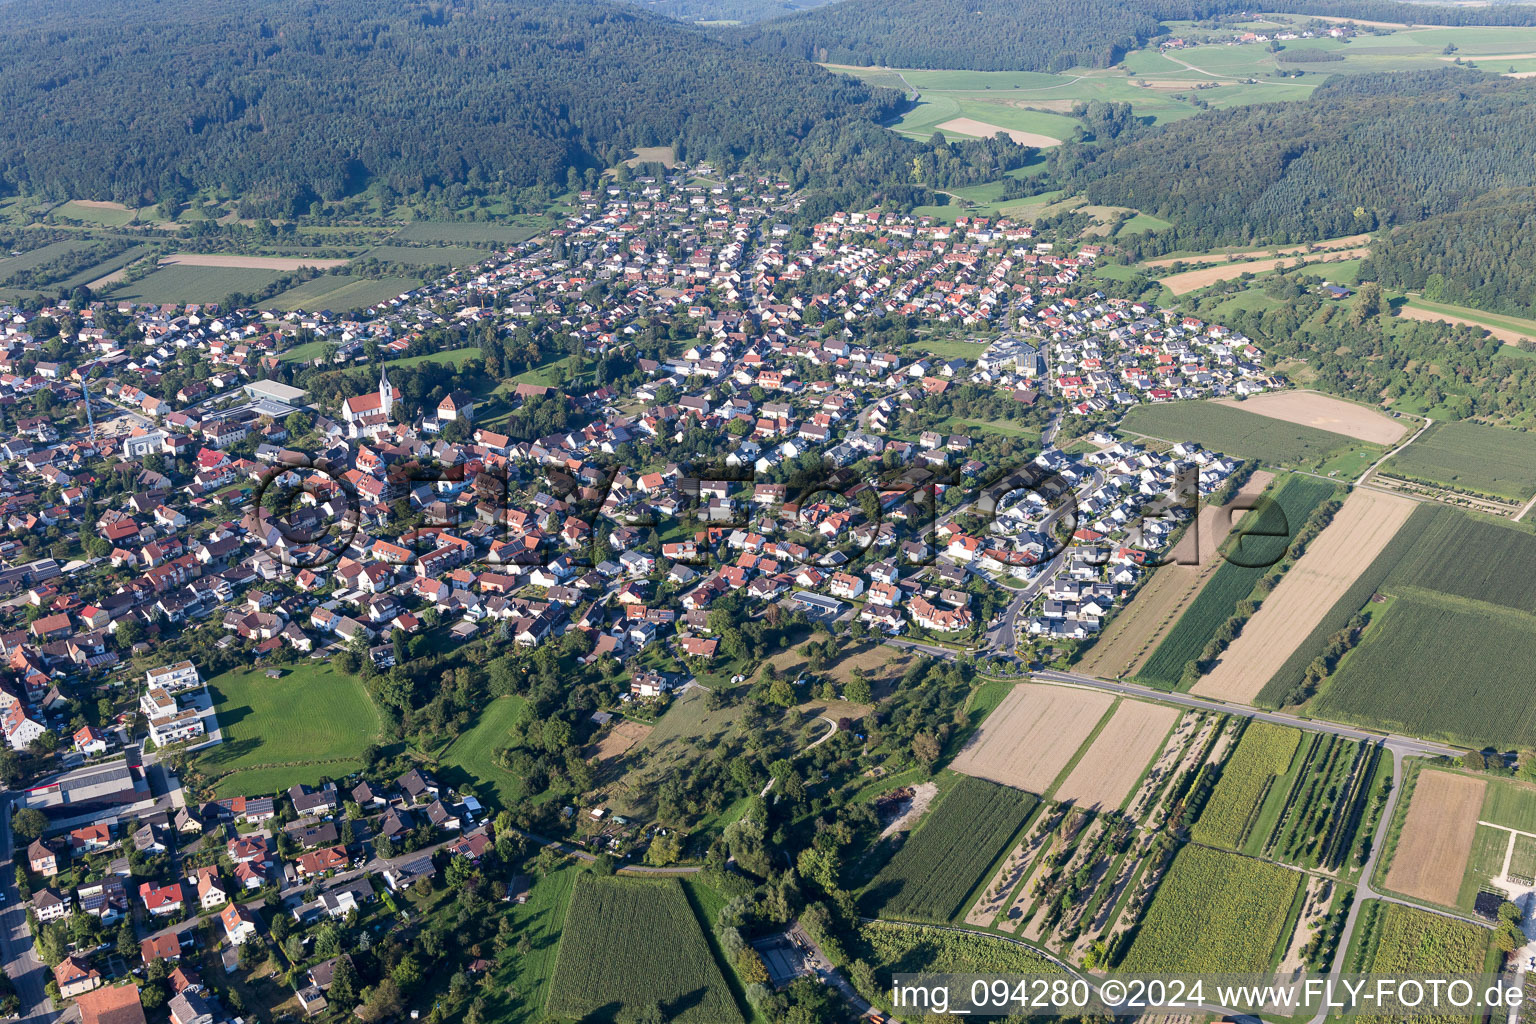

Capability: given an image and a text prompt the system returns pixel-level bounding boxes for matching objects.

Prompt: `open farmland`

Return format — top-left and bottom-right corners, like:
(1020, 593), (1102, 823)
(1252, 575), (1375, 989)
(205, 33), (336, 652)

(857, 921), (1057, 976)
(546, 875), (743, 1024)
(0, 239), (104, 287)
(1121, 401), (1368, 469)
(1078, 471), (1274, 679)
(1386, 508), (1536, 615)
(196, 663), (382, 796)
(1262, 734), (1376, 870)
(1118, 845), (1302, 973)
(1378, 420), (1536, 503)
(159, 252), (349, 271)
(109, 264), (284, 303)
(363, 243), (492, 267)
(1141, 233), (1373, 269)
(53, 199), (144, 226)
(269, 273), (421, 312)
(1194, 488), (1418, 702)
(1399, 295), (1536, 346)
(1213, 392), (1408, 446)
(1190, 722), (1301, 850)
(864, 776), (1037, 923)
(934, 116), (1061, 147)
(1354, 903), (1489, 1024)
(1312, 591), (1536, 750)
(1138, 475), (1338, 688)
(1052, 701), (1180, 812)
(950, 684), (1113, 793)
(1256, 504), (1436, 708)
(1382, 770), (1485, 907)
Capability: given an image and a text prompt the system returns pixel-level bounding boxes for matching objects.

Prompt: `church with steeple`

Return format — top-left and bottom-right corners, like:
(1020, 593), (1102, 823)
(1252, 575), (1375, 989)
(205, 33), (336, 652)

(341, 367), (395, 439)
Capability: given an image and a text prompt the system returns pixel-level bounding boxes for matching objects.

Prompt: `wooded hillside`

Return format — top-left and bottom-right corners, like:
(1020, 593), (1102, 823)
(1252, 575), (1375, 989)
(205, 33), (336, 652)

(0, 0), (988, 210)
(1060, 70), (1536, 251)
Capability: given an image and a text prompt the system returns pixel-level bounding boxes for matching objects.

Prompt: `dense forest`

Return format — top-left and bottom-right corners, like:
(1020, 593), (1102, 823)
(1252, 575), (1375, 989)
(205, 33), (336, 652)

(724, 0), (1536, 72)
(0, 0), (1034, 212)
(619, 0), (838, 24)
(1365, 188), (1536, 318)
(1060, 70), (1536, 251)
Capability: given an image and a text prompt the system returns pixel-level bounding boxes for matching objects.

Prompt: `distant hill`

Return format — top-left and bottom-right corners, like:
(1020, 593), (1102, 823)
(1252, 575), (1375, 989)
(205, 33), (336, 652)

(724, 0), (1536, 72)
(1060, 69), (1536, 251)
(0, 0), (911, 211)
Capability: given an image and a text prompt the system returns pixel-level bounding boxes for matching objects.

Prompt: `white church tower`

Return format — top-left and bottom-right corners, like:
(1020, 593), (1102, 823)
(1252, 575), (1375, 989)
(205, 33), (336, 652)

(379, 366), (394, 420)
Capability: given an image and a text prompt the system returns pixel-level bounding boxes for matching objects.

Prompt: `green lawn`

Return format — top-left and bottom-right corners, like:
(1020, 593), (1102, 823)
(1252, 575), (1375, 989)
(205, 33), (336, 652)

(1480, 777), (1536, 833)
(386, 345), (484, 369)
(435, 696), (529, 811)
(482, 865), (579, 1024)
(196, 663), (383, 796)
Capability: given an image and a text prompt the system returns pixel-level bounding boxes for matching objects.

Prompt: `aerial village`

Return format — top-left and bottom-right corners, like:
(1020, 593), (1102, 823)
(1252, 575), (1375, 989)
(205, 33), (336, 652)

(0, 169), (1278, 1023)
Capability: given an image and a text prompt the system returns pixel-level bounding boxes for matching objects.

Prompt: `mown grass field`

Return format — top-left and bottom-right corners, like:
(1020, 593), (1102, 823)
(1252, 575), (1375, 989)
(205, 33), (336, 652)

(1121, 401), (1368, 469)
(386, 345), (484, 369)
(1118, 845), (1301, 973)
(1380, 421), (1536, 502)
(1138, 475), (1337, 687)
(435, 696), (529, 811)
(1480, 777), (1536, 834)
(546, 875), (744, 1024)
(1311, 590), (1536, 750)
(483, 865), (579, 1024)
(196, 663), (382, 796)
(864, 776), (1037, 923)
(53, 200), (147, 226)
(1190, 722), (1301, 850)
